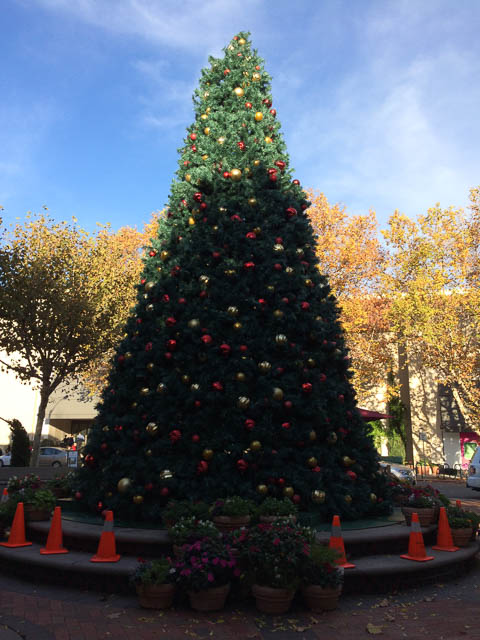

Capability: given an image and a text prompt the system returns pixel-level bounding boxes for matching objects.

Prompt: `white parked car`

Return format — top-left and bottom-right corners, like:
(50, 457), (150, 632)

(379, 460), (416, 485)
(0, 454), (11, 467)
(466, 447), (480, 490)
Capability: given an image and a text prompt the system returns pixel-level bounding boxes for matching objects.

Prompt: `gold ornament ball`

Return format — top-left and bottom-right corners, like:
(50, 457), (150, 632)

(327, 432), (337, 444)
(275, 334), (288, 345)
(146, 422), (158, 435)
(285, 267), (294, 274)
(202, 448), (214, 460)
(202, 154), (209, 161)
(283, 486), (294, 498)
(156, 383), (166, 394)
(370, 493), (377, 502)
(124, 351), (132, 360)
(305, 279), (314, 287)
(190, 383), (200, 392)
(160, 250), (169, 261)
(307, 457), (318, 468)
(225, 269), (236, 277)
(159, 469), (173, 480)
(238, 37), (246, 45)
(117, 477), (132, 493)
(237, 396), (250, 409)
(204, 127), (210, 135)
(102, 426), (110, 432)
(342, 456), (353, 466)
(307, 358), (316, 368)
(144, 281), (155, 292)
(345, 494), (352, 504)
(230, 168), (242, 181)
(206, 106), (211, 113)
(253, 159), (261, 166)
(250, 440), (262, 452)
(272, 387), (284, 401)
(252, 72), (261, 81)
(203, 91), (209, 99)
(236, 372), (246, 382)
(248, 197), (257, 206)
(244, 166), (252, 177)
(200, 113), (208, 120)
(311, 490), (326, 504)
(188, 318), (200, 329)
(188, 217), (195, 226)
(146, 362), (155, 371)
(273, 309), (284, 319)
(185, 173), (192, 182)
(264, 136), (272, 144)
(146, 449), (152, 457)
(133, 495), (144, 505)
(199, 275), (209, 285)
(257, 484), (268, 495)
(217, 136), (226, 145)
(233, 87), (244, 97)
(139, 387), (150, 396)
(296, 248), (304, 257)
(253, 226), (262, 235)
(267, 285), (275, 292)
(106, 492), (113, 498)
(254, 111), (263, 121)
(233, 322), (242, 330)
(181, 374), (190, 384)
(131, 402), (138, 409)
(273, 243), (284, 252)
(258, 361), (271, 373)
(309, 430), (317, 441)
(227, 306), (239, 316)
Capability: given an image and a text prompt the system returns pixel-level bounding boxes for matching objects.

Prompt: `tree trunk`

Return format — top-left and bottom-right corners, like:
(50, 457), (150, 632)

(30, 390), (50, 467)
(398, 339), (414, 464)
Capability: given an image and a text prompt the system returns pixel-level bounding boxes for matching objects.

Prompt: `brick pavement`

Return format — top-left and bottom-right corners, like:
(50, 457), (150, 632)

(2, 563), (480, 640)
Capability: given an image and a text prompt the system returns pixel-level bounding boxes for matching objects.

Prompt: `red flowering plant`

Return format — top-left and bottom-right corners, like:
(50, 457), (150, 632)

(301, 543), (343, 589)
(174, 537), (239, 592)
(406, 484), (441, 509)
(7, 474), (43, 493)
(239, 522), (314, 589)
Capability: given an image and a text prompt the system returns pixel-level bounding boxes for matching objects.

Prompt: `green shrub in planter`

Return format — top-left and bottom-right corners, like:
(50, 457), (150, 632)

(257, 497), (298, 518)
(162, 501), (210, 526)
(210, 496), (256, 518)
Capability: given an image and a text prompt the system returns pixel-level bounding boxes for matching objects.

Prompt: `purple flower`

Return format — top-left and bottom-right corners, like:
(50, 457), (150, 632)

(207, 572), (214, 582)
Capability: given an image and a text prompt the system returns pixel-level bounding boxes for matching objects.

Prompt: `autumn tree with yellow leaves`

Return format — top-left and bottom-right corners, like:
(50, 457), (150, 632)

(0, 214), (158, 466)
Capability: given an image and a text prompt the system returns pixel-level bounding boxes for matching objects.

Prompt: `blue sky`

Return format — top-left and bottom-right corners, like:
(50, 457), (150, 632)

(1, 0), (479, 234)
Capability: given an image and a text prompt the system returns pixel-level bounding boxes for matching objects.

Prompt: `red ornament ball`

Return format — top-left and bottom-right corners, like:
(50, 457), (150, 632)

(292, 494), (301, 504)
(237, 459), (248, 471)
(223, 171), (230, 179)
(239, 345), (248, 352)
(100, 443), (108, 452)
(193, 191), (202, 201)
(300, 302), (310, 310)
(149, 250), (156, 257)
(270, 108), (277, 117)
(192, 434), (200, 442)
(166, 316), (176, 326)
(190, 133), (197, 141)
(281, 422), (291, 430)
(245, 419), (255, 430)
(292, 179), (300, 185)
(302, 383), (313, 393)
(245, 102), (252, 109)
(75, 491), (83, 500)
(167, 339), (177, 351)
(201, 334), (213, 345)
(197, 460), (209, 474)
(277, 478), (285, 486)
(169, 429), (182, 443)
(284, 400), (293, 409)
(145, 482), (154, 491)
(212, 381), (224, 391)
(160, 487), (170, 497)
(219, 343), (231, 355)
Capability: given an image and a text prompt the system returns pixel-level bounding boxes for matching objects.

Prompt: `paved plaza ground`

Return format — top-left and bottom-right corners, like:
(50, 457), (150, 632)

(1, 477), (479, 639)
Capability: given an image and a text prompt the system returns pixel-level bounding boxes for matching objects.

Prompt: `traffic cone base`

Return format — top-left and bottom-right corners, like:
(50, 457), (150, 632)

(432, 506), (459, 552)
(329, 515), (355, 569)
(401, 512), (434, 562)
(90, 510), (120, 563)
(0, 502), (32, 548)
(40, 507), (69, 555)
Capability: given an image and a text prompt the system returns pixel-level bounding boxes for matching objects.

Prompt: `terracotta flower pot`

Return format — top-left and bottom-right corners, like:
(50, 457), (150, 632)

(401, 506), (435, 527)
(188, 583), (230, 612)
(259, 515), (297, 524)
(23, 504), (52, 521)
(252, 584), (295, 615)
(451, 527), (473, 547)
(302, 584), (342, 612)
(136, 583), (175, 609)
(213, 515), (250, 533)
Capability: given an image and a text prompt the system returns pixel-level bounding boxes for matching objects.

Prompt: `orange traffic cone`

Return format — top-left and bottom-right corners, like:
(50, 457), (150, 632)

(0, 502), (32, 548)
(40, 507), (68, 555)
(329, 515), (355, 568)
(433, 506), (458, 552)
(400, 512), (434, 562)
(1, 488), (8, 503)
(90, 510), (120, 562)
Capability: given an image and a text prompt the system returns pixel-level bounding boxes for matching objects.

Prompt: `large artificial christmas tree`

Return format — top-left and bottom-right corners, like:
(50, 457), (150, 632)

(76, 32), (389, 523)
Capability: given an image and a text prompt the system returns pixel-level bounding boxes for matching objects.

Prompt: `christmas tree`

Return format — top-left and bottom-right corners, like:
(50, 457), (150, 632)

(76, 32), (389, 523)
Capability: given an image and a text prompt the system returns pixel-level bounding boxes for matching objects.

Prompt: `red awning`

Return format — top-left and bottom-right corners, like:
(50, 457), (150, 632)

(358, 408), (392, 422)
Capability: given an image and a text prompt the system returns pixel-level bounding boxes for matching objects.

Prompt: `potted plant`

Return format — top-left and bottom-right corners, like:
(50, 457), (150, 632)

(46, 472), (75, 499)
(131, 557), (177, 609)
(240, 521), (314, 614)
(22, 488), (56, 521)
(162, 500), (210, 528)
(210, 496), (255, 532)
(168, 516), (221, 556)
(447, 506), (480, 547)
(301, 543), (344, 611)
(7, 473), (43, 494)
(257, 497), (297, 523)
(401, 485), (439, 526)
(174, 537), (239, 611)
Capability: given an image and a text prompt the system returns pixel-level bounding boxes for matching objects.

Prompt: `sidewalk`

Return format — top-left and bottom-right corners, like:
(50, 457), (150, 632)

(1, 557), (480, 640)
